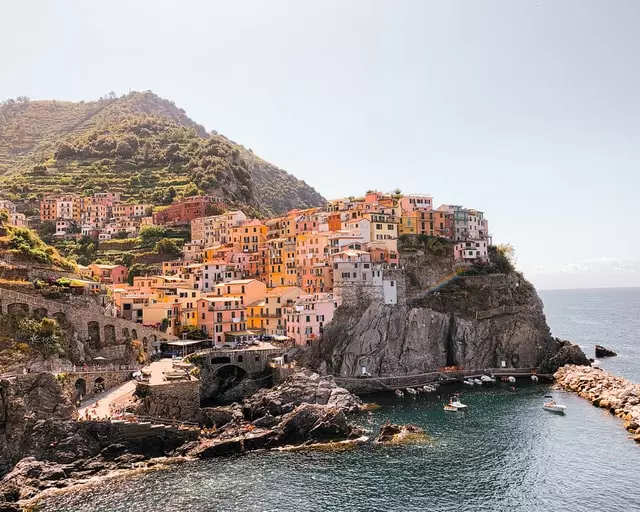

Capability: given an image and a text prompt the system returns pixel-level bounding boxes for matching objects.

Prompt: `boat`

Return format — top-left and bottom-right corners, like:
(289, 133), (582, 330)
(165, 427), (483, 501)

(480, 375), (495, 383)
(406, 387), (418, 395)
(530, 375), (539, 382)
(543, 395), (566, 413)
(444, 396), (468, 411)
(394, 389), (404, 397)
(473, 378), (483, 385)
(507, 376), (516, 383)
(450, 398), (468, 410)
(463, 379), (475, 386)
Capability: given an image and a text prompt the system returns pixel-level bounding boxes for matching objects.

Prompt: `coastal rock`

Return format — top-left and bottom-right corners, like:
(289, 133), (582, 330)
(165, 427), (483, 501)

(555, 365), (640, 440)
(540, 341), (590, 374)
(307, 274), (569, 378)
(595, 345), (617, 358)
(374, 423), (427, 445)
(242, 369), (362, 420)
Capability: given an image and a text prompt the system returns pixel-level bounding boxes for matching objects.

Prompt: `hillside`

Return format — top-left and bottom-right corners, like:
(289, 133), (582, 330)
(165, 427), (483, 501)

(0, 92), (325, 215)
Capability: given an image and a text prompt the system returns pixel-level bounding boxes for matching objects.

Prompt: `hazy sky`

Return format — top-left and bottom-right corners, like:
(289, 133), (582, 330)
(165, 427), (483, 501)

(1, 0), (639, 289)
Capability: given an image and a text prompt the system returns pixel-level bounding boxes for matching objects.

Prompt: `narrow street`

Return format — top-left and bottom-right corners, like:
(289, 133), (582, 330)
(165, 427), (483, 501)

(77, 358), (175, 419)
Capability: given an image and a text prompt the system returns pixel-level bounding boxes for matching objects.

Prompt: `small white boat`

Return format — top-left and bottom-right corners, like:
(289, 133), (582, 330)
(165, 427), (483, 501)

(543, 396), (566, 414)
(395, 389), (404, 397)
(481, 375), (496, 383)
(406, 387), (418, 395)
(473, 378), (483, 385)
(530, 375), (539, 382)
(422, 385), (435, 392)
(451, 398), (468, 410)
(463, 379), (475, 386)
(445, 396), (468, 411)
(507, 376), (516, 383)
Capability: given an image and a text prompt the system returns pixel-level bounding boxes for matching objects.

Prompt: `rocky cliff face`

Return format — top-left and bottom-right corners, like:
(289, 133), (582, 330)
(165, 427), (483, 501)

(0, 374), (89, 475)
(307, 250), (582, 377)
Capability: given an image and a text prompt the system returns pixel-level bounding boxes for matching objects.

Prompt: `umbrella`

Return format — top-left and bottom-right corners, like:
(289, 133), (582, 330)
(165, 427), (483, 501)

(93, 356), (107, 361)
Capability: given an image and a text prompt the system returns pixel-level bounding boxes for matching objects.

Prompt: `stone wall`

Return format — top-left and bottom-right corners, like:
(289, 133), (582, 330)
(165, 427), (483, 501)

(60, 370), (133, 403)
(0, 286), (177, 364)
(136, 380), (201, 422)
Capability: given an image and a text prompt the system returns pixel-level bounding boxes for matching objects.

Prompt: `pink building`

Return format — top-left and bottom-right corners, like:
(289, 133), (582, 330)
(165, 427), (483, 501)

(454, 240), (489, 264)
(285, 293), (337, 346)
(197, 296), (247, 344)
(88, 263), (129, 284)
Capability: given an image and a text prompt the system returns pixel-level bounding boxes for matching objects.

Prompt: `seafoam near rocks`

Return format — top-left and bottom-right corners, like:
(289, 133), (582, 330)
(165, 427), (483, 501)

(555, 365), (640, 443)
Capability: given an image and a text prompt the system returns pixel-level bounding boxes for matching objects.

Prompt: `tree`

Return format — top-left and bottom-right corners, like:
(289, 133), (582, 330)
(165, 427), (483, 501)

(116, 140), (134, 159)
(16, 318), (63, 359)
(127, 263), (158, 285)
(139, 225), (167, 247)
(38, 221), (56, 239)
(155, 238), (181, 257)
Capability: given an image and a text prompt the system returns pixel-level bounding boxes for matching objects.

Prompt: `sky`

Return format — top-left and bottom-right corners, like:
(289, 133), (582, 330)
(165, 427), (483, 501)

(1, 0), (639, 289)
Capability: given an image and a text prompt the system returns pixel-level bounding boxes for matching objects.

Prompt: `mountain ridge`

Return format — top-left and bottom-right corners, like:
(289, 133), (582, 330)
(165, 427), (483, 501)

(0, 92), (325, 216)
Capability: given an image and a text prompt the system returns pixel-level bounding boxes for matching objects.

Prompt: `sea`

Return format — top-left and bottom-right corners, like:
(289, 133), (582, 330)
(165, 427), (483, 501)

(39, 287), (640, 512)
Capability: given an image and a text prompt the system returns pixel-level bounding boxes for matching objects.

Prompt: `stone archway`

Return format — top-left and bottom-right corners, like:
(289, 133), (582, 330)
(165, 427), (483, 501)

(93, 376), (105, 394)
(122, 327), (130, 339)
(214, 364), (247, 395)
(7, 303), (29, 316)
(104, 324), (116, 345)
(74, 378), (87, 402)
(32, 307), (48, 320)
(52, 312), (67, 325)
(88, 321), (101, 349)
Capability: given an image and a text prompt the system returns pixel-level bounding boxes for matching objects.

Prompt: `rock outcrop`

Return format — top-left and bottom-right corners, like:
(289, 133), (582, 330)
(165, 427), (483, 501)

(308, 273), (586, 377)
(190, 370), (364, 459)
(242, 369), (362, 419)
(540, 339), (591, 374)
(373, 423), (427, 445)
(595, 345), (617, 358)
(555, 365), (640, 442)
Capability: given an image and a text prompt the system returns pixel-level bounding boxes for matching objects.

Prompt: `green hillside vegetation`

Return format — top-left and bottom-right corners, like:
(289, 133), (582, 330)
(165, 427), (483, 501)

(53, 225), (189, 267)
(0, 211), (76, 270)
(0, 92), (325, 215)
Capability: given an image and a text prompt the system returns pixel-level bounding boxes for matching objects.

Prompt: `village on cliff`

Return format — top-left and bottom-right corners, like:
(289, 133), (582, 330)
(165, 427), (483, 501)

(1, 191), (491, 350)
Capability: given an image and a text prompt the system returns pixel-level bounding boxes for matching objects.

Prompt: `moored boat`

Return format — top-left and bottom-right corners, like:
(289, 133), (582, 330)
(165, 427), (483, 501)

(406, 387), (418, 395)
(480, 375), (495, 383)
(463, 379), (475, 386)
(473, 378), (483, 385)
(395, 389), (404, 397)
(543, 395), (566, 414)
(507, 376), (516, 383)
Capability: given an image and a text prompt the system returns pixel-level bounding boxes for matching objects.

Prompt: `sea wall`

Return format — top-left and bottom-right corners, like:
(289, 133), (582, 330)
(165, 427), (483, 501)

(135, 380), (201, 422)
(555, 365), (640, 443)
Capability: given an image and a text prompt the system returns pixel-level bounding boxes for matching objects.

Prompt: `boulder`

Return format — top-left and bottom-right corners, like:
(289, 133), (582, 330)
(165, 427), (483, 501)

(275, 404), (353, 445)
(242, 370), (361, 420)
(541, 341), (590, 374)
(595, 345), (617, 358)
(373, 423), (427, 445)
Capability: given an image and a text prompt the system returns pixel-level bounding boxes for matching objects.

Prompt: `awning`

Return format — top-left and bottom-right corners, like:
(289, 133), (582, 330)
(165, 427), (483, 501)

(166, 340), (206, 347)
(225, 331), (256, 337)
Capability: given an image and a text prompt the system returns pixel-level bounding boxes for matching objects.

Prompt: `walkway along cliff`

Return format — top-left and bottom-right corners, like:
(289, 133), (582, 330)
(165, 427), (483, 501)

(303, 245), (587, 389)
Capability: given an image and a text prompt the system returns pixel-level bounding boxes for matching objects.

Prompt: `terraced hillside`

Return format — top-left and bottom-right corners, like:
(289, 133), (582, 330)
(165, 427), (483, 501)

(0, 92), (325, 215)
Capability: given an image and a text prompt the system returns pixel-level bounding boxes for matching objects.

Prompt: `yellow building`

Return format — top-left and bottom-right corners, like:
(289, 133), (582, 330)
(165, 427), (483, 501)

(399, 211), (418, 235)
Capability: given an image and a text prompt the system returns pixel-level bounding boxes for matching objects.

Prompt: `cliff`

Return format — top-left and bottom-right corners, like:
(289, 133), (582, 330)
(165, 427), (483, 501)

(306, 249), (583, 378)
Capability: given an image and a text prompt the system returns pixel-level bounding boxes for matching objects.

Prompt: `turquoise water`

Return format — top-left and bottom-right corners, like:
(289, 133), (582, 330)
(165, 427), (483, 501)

(40, 288), (640, 512)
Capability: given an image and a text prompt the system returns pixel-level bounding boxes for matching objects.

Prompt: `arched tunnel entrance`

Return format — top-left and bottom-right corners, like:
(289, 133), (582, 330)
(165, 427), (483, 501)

(200, 364), (248, 406)
(215, 365), (247, 394)
(74, 378), (87, 402)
